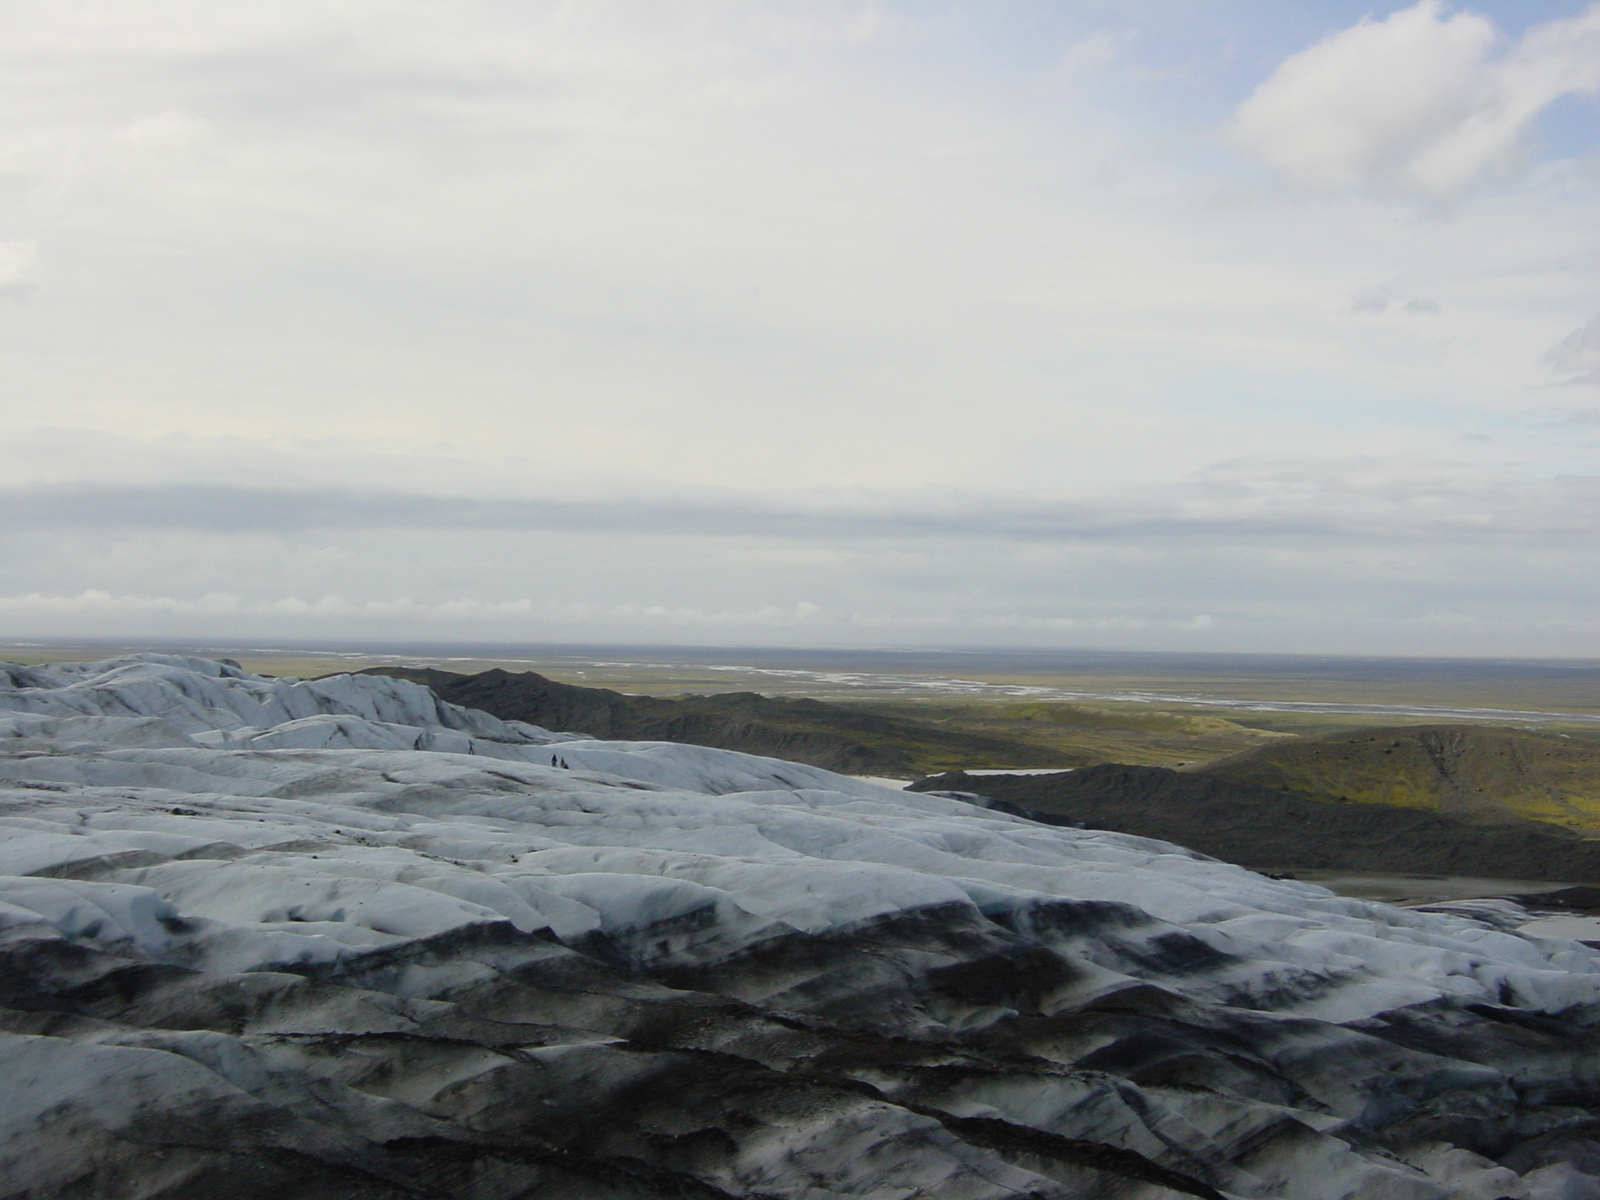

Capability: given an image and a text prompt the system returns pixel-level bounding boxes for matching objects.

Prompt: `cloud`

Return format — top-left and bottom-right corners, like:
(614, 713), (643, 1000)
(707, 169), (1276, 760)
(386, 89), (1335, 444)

(0, 3), (1592, 657)
(1545, 312), (1600, 385)
(3, 460), (1597, 654)
(0, 241), (37, 298)
(1059, 30), (1127, 77)
(0, 590), (834, 629)
(1352, 285), (1397, 314)
(3, 467), (1597, 544)
(1232, 1), (1600, 199)
(0, 588), (1228, 641)
(1351, 285), (1443, 314)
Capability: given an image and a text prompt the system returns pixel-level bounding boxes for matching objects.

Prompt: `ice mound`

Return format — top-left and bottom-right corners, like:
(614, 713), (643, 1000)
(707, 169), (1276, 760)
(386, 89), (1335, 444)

(3, 655), (1600, 1199)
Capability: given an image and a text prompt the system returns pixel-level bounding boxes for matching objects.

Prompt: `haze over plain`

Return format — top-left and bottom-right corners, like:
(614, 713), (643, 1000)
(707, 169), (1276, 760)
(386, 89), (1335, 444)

(1, 1), (1598, 655)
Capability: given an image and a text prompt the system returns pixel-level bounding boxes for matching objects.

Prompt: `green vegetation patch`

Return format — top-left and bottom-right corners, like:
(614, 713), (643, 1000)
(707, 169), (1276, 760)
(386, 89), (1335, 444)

(1194, 724), (1600, 831)
(838, 698), (1293, 771)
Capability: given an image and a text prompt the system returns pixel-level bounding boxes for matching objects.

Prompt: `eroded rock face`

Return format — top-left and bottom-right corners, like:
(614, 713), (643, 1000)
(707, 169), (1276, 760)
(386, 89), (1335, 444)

(2, 656), (1600, 1199)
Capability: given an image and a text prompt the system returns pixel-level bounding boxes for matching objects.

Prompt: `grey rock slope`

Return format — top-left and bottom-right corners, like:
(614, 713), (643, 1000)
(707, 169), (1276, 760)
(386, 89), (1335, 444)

(4, 657), (1600, 1199)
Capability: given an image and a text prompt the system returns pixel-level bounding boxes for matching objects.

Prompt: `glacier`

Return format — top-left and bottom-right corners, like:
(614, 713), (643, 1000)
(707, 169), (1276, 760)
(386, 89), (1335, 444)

(2, 654), (1599, 1199)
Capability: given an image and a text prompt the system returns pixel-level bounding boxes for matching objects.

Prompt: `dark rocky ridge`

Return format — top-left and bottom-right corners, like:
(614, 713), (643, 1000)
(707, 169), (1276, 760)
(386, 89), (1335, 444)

(911, 763), (1600, 882)
(364, 666), (1067, 777)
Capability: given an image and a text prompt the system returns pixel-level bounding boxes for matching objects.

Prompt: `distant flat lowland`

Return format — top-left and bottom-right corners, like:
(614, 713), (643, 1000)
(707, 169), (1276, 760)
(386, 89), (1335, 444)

(10, 639), (1600, 724)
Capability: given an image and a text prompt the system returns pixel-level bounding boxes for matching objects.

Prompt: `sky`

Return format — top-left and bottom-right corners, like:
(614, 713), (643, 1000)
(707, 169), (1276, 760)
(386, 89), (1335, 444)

(0, 0), (1598, 656)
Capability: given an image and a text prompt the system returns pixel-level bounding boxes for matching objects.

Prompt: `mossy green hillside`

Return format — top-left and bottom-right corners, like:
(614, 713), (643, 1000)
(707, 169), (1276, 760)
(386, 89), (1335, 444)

(1193, 724), (1600, 831)
(842, 698), (1292, 770)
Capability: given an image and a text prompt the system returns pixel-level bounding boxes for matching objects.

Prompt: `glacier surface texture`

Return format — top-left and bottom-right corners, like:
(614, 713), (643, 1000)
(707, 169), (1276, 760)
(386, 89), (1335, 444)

(2, 655), (1600, 1199)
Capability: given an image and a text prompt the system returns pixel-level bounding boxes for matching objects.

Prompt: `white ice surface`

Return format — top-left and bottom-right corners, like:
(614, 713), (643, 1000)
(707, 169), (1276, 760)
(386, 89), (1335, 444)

(1, 654), (1598, 1027)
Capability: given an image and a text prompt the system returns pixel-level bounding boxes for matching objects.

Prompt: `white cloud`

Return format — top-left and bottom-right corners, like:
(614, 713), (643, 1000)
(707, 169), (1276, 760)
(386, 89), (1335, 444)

(1059, 30), (1126, 77)
(0, 586), (1225, 643)
(0, 240), (37, 296)
(1233, 1), (1600, 199)
(0, 590), (830, 628)
(0, 590), (246, 615)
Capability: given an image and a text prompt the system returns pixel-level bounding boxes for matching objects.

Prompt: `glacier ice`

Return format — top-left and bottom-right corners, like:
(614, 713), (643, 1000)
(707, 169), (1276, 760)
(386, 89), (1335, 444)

(1, 654), (1599, 1198)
